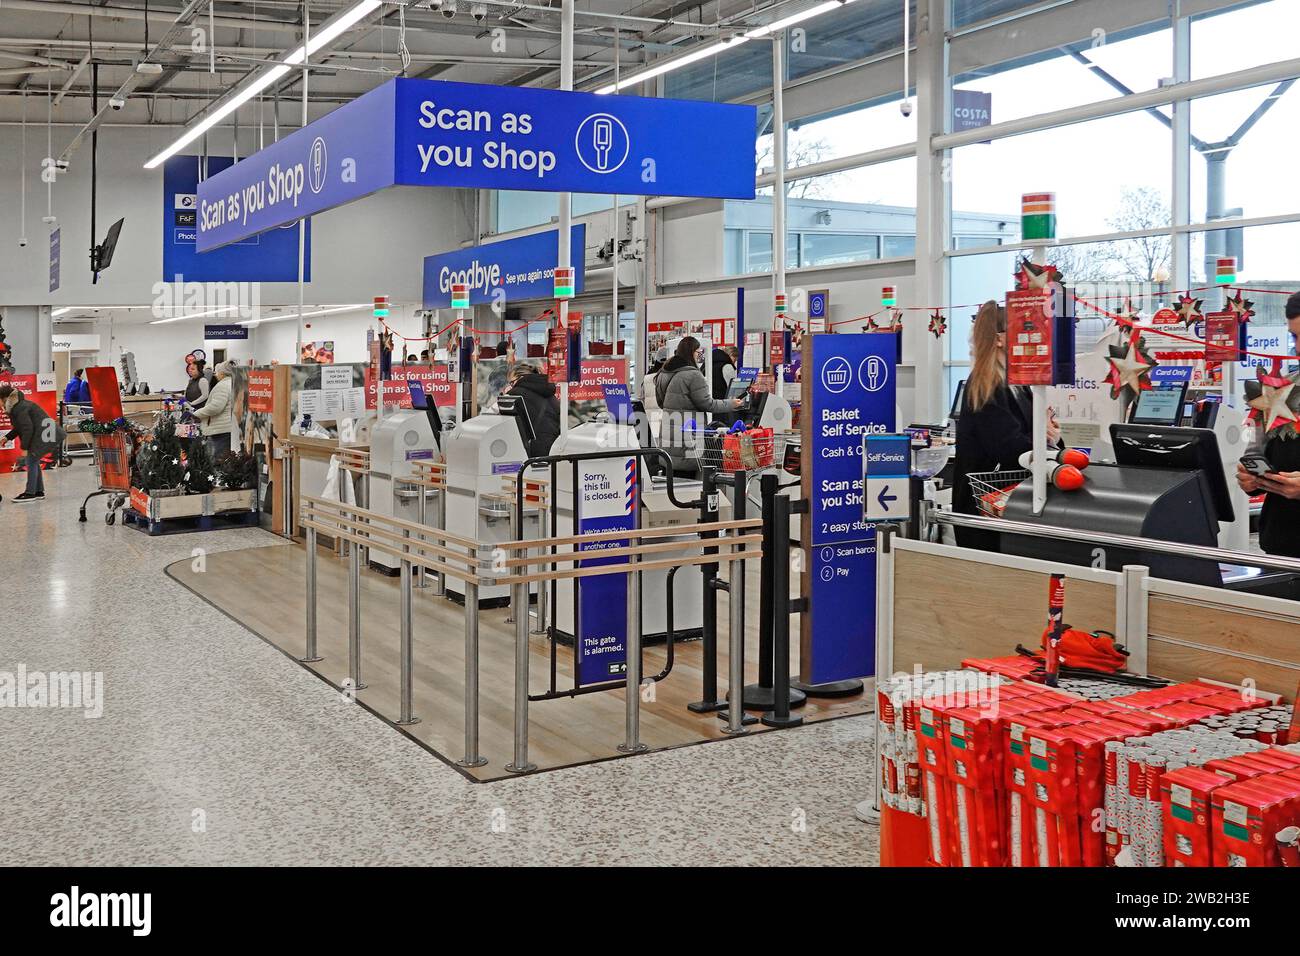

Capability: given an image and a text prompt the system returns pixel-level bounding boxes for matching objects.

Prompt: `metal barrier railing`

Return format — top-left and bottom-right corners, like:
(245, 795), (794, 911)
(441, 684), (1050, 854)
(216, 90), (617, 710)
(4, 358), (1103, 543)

(300, 484), (762, 773)
(300, 494), (486, 766)
(495, 515), (762, 772)
(397, 459), (447, 592)
(933, 510), (1300, 576)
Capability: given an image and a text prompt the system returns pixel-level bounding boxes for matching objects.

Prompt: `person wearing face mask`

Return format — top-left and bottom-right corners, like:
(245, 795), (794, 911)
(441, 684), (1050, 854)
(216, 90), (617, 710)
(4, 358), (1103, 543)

(951, 300), (1061, 552)
(1236, 292), (1300, 558)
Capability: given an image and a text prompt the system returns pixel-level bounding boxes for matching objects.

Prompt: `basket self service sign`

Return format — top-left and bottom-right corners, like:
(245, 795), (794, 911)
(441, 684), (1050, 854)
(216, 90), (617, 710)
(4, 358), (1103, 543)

(575, 456), (638, 686)
(802, 334), (896, 685)
(197, 78), (756, 252)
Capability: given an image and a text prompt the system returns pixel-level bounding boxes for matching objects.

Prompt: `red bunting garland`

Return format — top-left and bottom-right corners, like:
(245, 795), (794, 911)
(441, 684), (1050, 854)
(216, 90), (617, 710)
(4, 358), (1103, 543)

(928, 310), (947, 338)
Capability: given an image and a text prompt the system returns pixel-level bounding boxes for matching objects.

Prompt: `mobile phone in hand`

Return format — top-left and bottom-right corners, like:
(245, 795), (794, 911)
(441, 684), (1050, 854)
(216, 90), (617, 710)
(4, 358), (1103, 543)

(1240, 454), (1273, 478)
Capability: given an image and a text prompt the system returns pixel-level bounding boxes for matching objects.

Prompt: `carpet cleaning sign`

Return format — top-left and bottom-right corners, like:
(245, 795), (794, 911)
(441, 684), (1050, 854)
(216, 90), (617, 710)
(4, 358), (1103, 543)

(198, 78), (756, 251)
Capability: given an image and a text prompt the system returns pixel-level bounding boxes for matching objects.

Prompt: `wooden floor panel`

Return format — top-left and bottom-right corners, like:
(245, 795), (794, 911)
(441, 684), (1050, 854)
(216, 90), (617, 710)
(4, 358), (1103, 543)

(168, 541), (870, 781)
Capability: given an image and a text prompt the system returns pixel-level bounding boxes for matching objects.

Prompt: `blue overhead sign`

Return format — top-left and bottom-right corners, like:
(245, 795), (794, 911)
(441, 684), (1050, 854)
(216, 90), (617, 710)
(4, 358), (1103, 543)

(422, 225), (585, 308)
(197, 77), (756, 251)
(167, 154), (310, 280)
(804, 334), (896, 685)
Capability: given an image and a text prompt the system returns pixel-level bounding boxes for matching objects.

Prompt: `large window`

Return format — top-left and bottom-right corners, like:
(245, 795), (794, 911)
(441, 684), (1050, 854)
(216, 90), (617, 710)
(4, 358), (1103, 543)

(1187, 83), (1300, 226)
(951, 110), (1171, 248)
(1191, 1), (1295, 81)
(951, 22), (1172, 126)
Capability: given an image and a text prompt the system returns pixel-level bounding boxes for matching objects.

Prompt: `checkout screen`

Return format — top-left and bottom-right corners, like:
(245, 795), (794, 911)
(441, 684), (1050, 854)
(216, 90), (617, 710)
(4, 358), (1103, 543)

(1132, 388), (1184, 426)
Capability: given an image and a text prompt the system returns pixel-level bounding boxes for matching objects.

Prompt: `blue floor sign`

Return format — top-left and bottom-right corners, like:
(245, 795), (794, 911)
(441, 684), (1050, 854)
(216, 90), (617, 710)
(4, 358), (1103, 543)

(804, 334), (896, 685)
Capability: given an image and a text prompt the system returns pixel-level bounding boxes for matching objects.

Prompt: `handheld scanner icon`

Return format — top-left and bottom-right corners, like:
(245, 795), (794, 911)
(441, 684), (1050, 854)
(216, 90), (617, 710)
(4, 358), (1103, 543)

(593, 118), (613, 171)
(867, 357), (882, 389)
(313, 142), (323, 183)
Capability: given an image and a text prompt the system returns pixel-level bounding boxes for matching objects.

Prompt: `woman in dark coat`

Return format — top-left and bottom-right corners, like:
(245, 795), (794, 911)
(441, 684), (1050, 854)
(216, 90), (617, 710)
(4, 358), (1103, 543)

(504, 362), (561, 458)
(951, 300), (1059, 552)
(2, 384), (66, 502)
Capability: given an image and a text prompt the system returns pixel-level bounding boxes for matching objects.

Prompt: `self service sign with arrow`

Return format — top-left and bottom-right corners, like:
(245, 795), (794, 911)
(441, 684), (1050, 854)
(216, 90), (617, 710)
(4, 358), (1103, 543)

(863, 435), (911, 523)
(802, 333), (897, 685)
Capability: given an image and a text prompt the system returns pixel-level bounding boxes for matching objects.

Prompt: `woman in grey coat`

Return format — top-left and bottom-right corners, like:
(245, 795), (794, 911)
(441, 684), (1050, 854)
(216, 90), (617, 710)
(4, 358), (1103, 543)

(653, 336), (743, 474)
(1, 384), (66, 502)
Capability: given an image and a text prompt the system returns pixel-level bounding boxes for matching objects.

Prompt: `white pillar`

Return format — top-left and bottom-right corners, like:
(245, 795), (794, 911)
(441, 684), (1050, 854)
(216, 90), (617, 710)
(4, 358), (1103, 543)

(557, 0), (574, 330)
(772, 34), (787, 329)
(913, 0), (949, 425)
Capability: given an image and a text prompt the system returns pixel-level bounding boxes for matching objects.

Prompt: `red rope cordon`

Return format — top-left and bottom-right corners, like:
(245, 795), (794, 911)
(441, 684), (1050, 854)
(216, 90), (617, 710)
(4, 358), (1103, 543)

(377, 306), (558, 347)
(1071, 293), (1293, 362)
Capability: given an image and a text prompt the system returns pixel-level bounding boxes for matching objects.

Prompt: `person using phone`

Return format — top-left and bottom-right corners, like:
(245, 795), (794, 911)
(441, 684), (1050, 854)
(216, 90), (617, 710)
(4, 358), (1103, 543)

(952, 300), (1061, 552)
(1236, 292), (1300, 557)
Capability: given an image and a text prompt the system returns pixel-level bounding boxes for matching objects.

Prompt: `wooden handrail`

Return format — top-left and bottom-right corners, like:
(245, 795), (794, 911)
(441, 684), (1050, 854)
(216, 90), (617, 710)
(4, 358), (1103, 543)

(499, 534), (761, 568)
(303, 495), (481, 549)
(496, 518), (762, 551)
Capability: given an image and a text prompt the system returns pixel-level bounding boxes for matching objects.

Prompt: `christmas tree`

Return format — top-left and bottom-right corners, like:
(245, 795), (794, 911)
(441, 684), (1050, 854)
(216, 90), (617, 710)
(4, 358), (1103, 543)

(214, 449), (257, 490)
(0, 315), (13, 375)
(185, 437), (217, 494)
(135, 415), (186, 491)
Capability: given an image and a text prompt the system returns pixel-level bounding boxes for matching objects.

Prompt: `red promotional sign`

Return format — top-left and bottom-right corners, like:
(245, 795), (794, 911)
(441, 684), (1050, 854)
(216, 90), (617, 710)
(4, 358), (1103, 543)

(1005, 288), (1055, 386)
(569, 359), (628, 402)
(365, 365), (454, 410)
(1204, 311), (1241, 363)
(769, 334), (786, 367)
(247, 369), (275, 414)
(0, 373), (56, 467)
(84, 366), (124, 422)
(1152, 308), (1180, 325)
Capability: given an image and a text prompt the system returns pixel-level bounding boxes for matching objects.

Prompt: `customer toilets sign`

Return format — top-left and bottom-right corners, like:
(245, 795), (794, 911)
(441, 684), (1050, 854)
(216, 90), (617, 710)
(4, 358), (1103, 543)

(197, 78), (756, 251)
(575, 456), (637, 686)
(802, 334), (896, 685)
(422, 225), (586, 309)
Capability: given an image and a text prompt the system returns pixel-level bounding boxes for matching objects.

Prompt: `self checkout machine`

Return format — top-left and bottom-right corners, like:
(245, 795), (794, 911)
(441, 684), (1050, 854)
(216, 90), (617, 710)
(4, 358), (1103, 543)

(728, 374), (794, 432)
(367, 385), (444, 574)
(999, 421), (1271, 590)
(550, 409), (711, 641)
(441, 395), (540, 605)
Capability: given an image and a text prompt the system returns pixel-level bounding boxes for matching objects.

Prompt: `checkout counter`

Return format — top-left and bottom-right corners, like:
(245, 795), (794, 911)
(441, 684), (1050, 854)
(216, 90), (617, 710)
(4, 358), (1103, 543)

(999, 417), (1291, 595)
(367, 397), (443, 574)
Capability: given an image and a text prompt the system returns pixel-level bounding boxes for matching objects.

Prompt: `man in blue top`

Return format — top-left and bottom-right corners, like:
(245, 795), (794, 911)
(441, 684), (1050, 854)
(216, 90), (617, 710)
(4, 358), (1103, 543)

(63, 369), (90, 407)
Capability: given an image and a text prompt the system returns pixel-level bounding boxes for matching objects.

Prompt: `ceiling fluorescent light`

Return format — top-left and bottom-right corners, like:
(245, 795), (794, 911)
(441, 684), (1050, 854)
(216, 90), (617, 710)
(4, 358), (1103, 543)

(597, 0), (858, 95)
(239, 304), (368, 326)
(149, 306), (242, 326)
(143, 1), (381, 170)
(51, 307), (71, 317)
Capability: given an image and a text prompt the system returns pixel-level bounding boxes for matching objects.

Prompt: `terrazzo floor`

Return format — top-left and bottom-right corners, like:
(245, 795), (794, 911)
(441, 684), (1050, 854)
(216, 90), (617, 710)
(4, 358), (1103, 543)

(0, 460), (879, 866)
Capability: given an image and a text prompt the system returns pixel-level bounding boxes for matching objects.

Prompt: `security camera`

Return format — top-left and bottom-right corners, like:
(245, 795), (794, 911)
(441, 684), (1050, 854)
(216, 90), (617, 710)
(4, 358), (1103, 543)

(18, 237), (28, 248)
(55, 159), (69, 171)
(899, 99), (913, 118)
(431, 0), (457, 18)
(470, 2), (487, 22)
(109, 96), (125, 111)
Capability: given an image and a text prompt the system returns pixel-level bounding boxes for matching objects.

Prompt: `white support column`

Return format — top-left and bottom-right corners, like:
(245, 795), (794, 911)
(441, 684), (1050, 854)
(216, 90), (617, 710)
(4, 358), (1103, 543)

(1171, 15), (1191, 292)
(557, 0), (574, 330)
(772, 34), (787, 329)
(295, 1), (310, 361)
(913, 0), (949, 425)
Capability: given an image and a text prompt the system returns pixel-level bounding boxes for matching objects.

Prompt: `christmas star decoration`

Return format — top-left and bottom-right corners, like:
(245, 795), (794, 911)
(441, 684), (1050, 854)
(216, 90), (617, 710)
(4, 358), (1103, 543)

(1176, 293), (1204, 324)
(1015, 256), (1062, 292)
(1244, 363), (1300, 436)
(1224, 290), (1255, 323)
(928, 310), (947, 338)
(888, 309), (904, 332)
(1115, 297), (1142, 333)
(1103, 331), (1158, 402)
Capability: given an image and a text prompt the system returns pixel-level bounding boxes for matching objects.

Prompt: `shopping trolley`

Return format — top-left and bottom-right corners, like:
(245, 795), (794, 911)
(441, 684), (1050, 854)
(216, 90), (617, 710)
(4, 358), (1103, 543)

(78, 410), (153, 525)
(686, 425), (792, 474)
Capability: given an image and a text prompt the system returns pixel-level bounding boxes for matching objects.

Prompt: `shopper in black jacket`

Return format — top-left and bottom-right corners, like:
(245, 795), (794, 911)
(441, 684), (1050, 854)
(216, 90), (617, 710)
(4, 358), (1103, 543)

(2, 384), (66, 502)
(952, 300), (1060, 552)
(1237, 292), (1300, 558)
(504, 362), (561, 457)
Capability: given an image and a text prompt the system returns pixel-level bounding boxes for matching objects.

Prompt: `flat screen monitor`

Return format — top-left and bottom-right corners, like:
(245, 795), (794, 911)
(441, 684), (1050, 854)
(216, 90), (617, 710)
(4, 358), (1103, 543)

(97, 217), (124, 271)
(1130, 383), (1188, 426)
(950, 379), (967, 421)
(1110, 423), (1234, 523)
(726, 378), (750, 400)
(408, 382), (443, 449)
(497, 393), (536, 452)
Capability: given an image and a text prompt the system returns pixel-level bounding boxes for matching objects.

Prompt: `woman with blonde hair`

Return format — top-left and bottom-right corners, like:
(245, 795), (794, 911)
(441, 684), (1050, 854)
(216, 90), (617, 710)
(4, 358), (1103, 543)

(951, 300), (1060, 551)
